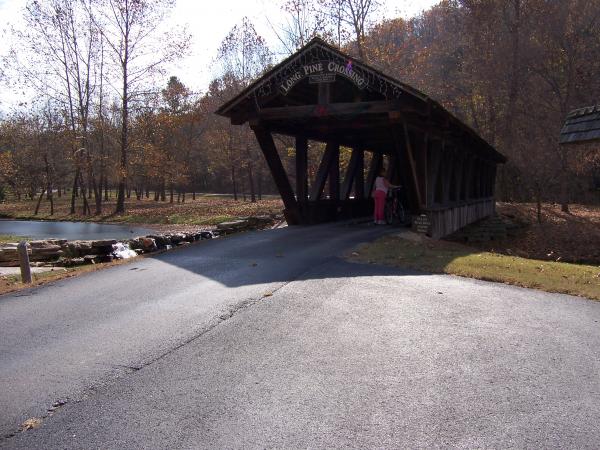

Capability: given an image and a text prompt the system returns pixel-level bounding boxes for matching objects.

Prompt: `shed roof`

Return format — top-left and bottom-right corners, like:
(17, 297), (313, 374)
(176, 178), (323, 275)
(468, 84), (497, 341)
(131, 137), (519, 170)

(560, 105), (600, 145)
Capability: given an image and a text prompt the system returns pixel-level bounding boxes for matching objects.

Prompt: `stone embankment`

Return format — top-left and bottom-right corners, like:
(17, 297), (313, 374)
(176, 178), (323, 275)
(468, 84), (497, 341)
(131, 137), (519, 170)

(0, 215), (279, 267)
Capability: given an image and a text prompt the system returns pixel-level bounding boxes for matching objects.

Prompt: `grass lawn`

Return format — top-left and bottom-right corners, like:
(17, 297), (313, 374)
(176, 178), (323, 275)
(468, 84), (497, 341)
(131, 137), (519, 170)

(349, 234), (600, 301)
(0, 192), (284, 227)
(0, 235), (28, 243)
(0, 264), (108, 296)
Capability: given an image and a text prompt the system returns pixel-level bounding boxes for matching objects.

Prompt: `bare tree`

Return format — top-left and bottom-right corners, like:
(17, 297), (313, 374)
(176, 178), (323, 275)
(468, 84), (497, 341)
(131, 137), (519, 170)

(91, 0), (189, 213)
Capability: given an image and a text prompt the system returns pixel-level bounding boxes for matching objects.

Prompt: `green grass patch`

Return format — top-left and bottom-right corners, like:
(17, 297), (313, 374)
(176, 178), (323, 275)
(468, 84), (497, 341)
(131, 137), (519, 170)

(350, 235), (600, 301)
(0, 234), (28, 243)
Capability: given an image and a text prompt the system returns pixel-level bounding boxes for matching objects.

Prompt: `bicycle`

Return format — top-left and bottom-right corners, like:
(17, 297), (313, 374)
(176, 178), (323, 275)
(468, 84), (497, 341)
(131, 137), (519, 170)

(384, 186), (408, 225)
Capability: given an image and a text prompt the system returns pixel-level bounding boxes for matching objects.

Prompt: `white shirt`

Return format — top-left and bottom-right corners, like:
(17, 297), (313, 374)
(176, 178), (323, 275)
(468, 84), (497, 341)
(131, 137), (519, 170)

(375, 176), (387, 194)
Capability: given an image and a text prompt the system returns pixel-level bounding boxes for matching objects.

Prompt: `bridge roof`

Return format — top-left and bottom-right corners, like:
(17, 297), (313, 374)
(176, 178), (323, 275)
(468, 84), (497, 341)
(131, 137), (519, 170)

(217, 37), (506, 164)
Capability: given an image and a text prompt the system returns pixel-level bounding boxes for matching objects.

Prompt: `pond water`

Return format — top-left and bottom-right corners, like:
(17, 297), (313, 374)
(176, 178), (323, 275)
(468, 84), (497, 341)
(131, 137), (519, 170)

(0, 220), (153, 241)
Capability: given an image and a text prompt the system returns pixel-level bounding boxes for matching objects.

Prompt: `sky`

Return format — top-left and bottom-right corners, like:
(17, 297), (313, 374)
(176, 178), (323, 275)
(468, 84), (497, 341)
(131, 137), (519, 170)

(0, 0), (439, 111)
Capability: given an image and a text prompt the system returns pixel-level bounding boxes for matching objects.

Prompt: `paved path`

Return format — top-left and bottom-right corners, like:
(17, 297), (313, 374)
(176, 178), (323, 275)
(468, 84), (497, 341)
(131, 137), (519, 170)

(1, 224), (599, 448)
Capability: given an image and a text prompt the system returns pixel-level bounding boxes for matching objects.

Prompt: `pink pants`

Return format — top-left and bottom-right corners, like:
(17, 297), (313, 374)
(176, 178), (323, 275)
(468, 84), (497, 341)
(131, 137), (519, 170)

(373, 190), (386, 222)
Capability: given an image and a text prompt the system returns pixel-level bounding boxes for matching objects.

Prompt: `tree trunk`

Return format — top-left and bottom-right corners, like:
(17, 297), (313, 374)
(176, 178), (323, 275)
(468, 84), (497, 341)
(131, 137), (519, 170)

(115, 53), (129, 214)
(231, 166), (238, 200)
(247, 164), (256, 203)
(257, 167), (263, 200)
(79, 172), (90, 215)
(70, 168), (80, 214)
(169, 184), (174, 203)
(34, 188), (46, 216)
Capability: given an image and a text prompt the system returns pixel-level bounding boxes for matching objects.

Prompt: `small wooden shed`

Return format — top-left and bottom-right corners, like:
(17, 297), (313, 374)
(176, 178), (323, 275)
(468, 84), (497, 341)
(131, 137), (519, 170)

(560, 105), (600, 145)
(216, 38), (506, 238)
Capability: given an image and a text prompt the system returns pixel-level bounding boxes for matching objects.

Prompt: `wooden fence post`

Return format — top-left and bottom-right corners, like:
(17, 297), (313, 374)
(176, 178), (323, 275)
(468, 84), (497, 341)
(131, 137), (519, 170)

(18, 241), (32, 284)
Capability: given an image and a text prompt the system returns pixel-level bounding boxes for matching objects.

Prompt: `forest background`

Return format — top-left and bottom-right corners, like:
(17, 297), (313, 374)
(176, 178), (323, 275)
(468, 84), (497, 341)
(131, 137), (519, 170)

(0, 0), (599, 218)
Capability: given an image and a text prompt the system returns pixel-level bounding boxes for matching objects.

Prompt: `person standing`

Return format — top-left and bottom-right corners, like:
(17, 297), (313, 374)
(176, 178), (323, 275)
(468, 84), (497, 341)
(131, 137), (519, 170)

(372, 167), (397, 224)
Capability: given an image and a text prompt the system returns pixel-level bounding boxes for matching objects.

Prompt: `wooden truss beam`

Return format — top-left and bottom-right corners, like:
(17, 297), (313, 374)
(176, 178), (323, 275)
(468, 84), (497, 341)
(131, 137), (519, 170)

(310, 141), (339, 201)
(252, 126), (299, 222)
(295, 136), (308, 202)
(341, 148), (364, 200)
(246, 100), (424, 123)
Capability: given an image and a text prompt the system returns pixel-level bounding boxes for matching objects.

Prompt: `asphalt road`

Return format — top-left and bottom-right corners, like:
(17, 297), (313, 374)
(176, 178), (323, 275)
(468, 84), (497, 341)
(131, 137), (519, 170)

(1, 223), (600, 448)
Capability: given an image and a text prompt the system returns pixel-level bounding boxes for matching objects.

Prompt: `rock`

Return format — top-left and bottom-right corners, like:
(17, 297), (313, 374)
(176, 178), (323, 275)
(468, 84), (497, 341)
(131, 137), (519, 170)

(147, 235), (171, 248)
(61, 257), (85, 267)
(126, 239), (143, 250)
(65, 241), (92, 258)
(29, 240), (56, 249)
(98, 254), (114, 263)
(139, 237), (157, 252)
(91, 239), (118, 248)
(200, 231), (214, 240)
(83, 255), (101, 264)
(217, 220), (249, 230)
(169, 233), (185, 245)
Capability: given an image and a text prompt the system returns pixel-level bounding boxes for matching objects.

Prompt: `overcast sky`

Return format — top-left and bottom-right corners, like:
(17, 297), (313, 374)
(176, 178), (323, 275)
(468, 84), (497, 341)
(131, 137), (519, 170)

(0, 0), (439, 111)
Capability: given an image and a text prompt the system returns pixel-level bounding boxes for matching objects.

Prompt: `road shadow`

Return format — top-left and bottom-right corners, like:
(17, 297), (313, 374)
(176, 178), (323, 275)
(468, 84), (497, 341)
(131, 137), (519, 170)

(142, 222), (430, 288)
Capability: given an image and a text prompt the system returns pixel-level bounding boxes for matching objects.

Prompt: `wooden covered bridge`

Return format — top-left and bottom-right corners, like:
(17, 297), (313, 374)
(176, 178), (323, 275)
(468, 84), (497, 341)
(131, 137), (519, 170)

(217, 38), (506, 238)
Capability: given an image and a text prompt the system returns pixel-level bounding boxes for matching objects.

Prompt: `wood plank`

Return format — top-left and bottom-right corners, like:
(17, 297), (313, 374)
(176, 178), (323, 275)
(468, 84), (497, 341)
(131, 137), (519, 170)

(256, 100), (404, 122)
(310, 141), (338, 201)
(252, 126), (299, 220)
(295, 136), (308, 202)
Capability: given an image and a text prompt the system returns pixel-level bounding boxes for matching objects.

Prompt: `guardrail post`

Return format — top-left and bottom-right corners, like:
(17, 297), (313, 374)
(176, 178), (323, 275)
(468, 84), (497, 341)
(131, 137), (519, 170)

(17, 241), (32, 284)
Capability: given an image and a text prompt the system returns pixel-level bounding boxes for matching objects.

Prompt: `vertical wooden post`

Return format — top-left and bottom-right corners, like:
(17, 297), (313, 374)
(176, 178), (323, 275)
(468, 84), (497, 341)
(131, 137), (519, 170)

(464, 155), (474, 200)
(453, 151), (464, 202)
(328, 142), (340, 201)
(397, 122), (423, 209)
(295, 136), (308, 202)
(417, 131), (429, 208)
(441, 143), (453, 205)
(252, 126), (299, 224)
(490, 164), (497, 197)
(427, 139), (443, 206)
(18, 241), (32, 284)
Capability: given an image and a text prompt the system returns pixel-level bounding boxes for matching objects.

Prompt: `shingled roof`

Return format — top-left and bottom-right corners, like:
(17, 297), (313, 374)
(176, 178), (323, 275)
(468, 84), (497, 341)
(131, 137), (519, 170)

(560, 105), (600, 145)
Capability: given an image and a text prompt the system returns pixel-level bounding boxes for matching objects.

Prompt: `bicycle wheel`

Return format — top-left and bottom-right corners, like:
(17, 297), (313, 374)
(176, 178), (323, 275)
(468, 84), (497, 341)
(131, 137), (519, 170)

(384, 201), (394, 224)
(397, 203), (406, 225)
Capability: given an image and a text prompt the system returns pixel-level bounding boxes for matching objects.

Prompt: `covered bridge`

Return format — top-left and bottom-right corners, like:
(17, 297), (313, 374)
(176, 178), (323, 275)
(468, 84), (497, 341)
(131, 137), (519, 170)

(216, 38), (506, 238)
